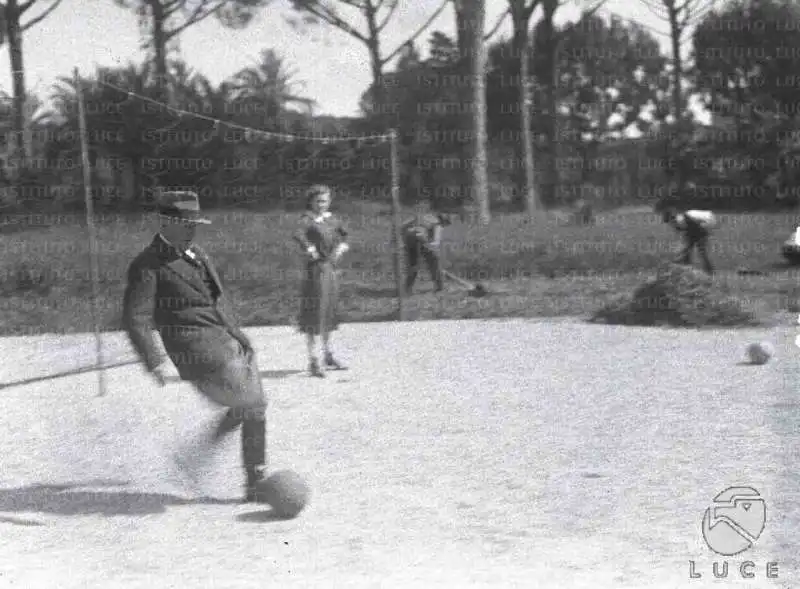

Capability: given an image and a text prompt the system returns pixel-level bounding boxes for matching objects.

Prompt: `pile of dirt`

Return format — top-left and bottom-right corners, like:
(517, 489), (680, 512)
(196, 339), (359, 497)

(590, 263), (763, 327)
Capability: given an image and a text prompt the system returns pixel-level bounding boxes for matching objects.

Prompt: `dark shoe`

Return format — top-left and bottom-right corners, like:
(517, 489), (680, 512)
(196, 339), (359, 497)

(244, 465), (268, 503)
(309, 358), (325, 378)
(324, 352), (346, 370)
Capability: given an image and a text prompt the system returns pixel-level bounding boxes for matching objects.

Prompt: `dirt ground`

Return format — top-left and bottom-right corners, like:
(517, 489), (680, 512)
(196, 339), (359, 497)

(0, 319), (797, 588)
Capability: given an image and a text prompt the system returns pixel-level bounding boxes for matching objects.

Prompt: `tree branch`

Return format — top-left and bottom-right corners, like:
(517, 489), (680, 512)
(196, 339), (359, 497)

(483, 7), (509, 41)
(162, 0), (186, 18)
(577, 0), (608, 21)
(165, 0), (228, 38)
(18, 0), (36, 14)
(297, 1), (368, 42)
(523, 0), (541, 20)
(20, 0), (62, 31)
(381, 0), (448, 64)
(376, 0), (399, 32)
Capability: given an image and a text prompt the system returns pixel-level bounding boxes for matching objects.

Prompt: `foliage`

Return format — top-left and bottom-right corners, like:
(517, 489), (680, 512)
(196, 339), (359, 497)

(691, 0), (800, 205)
(1, 207), (794, 333)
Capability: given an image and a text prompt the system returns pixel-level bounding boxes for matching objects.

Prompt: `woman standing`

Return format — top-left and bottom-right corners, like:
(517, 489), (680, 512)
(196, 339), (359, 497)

(293, 185), (349, 377)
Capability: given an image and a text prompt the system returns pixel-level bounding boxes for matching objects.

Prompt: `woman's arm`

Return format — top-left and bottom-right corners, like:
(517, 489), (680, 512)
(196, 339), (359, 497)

(293, 215), (319, 258)
(333, 218), (349, 259)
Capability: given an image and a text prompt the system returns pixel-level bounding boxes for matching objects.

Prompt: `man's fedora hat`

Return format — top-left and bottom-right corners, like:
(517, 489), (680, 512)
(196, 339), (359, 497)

(157, 191), (211, 224)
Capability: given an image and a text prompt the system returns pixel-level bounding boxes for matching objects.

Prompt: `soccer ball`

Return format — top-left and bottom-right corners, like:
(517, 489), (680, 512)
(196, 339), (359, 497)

(746, 342), (774, 365)
(254, 470), (310, 518)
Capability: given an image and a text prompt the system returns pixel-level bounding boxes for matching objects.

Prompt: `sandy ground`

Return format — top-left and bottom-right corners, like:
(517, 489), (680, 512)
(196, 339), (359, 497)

(0, 319), (797, 588)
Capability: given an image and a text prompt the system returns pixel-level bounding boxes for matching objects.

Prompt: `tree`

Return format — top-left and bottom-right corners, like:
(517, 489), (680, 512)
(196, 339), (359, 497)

(357, 31), (467, 208)
(552, 14), (668, 203)
(0, 0), (62, 179)
(692, 0), (800, 205)
(499, 0), (605, 214)
(457, 0), (489, 223)
(51, 62), (176, 205)
(289, 0), (449, 124)
(231, 48), (316, 127)
(640, 0), (715, 186)
(488, 13), (667, 205)
(113, 0), (268, 98)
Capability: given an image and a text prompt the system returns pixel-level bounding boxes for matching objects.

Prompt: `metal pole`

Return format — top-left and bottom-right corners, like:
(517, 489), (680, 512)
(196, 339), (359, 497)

(75, 67), (106, 397)
(389, 129), (406, 321)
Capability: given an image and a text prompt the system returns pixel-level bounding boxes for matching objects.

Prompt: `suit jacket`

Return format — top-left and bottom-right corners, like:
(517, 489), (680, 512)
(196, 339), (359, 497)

(122, 235), (252, 383)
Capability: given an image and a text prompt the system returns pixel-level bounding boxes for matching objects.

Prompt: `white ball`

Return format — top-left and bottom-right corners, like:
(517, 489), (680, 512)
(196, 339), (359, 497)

(746, 342), (774, 365)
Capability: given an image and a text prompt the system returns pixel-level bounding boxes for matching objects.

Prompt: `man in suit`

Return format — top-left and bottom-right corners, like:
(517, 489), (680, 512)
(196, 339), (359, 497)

(402, 205), (451, 293)
(122, 191), (268, 502)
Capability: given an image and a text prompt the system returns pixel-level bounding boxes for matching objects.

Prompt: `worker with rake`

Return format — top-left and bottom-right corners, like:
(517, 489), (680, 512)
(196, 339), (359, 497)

(661, 190), (716, 275)
(402, 203), (451, 294)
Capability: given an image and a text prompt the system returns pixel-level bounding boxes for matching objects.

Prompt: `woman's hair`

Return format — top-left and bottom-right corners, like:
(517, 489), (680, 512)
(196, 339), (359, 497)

(305, 184), (331, 210)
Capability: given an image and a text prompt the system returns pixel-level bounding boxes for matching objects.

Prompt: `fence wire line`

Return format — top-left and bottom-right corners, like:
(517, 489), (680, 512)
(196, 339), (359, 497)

(94, 78), (393, 144)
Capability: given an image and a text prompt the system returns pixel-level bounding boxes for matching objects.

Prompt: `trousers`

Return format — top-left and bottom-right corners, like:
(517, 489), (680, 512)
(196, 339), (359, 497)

(212, 404), (267, 471)
(405, 239), (443, 291)
(193, 339), (267, 472)
(677, 233), (714, 275)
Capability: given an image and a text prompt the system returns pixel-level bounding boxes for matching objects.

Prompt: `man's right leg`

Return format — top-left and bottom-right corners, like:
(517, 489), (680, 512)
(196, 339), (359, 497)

(405, 241), (420, 292)
(423, 247), (444, 291)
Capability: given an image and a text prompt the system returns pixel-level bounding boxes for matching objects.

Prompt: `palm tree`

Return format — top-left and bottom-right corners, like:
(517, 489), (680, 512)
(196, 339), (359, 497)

(231, 49), (316, 129)
(170, 72), (238, 204)
(49, 62), (173, 205)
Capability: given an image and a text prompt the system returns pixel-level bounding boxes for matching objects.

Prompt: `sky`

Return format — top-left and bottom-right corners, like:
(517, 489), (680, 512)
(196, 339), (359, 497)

(2, 0), (704, 119)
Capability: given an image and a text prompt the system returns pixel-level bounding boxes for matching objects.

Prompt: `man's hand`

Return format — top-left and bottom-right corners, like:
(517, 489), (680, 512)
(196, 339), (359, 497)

(307, 246), (320, 261)
(332, 243), (349, 264)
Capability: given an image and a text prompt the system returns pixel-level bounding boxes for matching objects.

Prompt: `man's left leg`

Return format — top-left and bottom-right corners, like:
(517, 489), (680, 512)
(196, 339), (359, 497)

(423, 246), (444, 292)
(697, 235), (714, 275)
(242, 403), (268, 502)
(238, 348), (269, 502)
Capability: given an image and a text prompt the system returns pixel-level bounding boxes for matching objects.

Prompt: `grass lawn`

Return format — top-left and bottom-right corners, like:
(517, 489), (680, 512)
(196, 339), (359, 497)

(1, 202), (799, 335)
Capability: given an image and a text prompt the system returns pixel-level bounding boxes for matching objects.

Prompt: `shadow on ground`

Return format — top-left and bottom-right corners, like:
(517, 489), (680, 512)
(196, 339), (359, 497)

(259, 370), (304, 379)
(352, 285), (399, 299)
(236, 509), (298, 523)
(0, 367), (305, 392)
(0, 479), (240, 518)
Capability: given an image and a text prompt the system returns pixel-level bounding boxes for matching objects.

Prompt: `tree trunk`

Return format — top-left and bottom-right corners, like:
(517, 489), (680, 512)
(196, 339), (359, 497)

(538, 0), (558, 208)
(667, 0), (683, 121)
(512, 13), (536, 217)
(364, 0), (386, 121)
(5, 0), (27, 188)
(467, 0), (489, 223)
(149, 0), (169, 100)
(451, 0), (469, 57)
(667, 0), (685, 188)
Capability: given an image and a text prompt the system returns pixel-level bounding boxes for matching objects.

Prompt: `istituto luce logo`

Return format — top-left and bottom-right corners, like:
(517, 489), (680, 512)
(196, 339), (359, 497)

(689, 486), (778, 580)
(702, 486), (765, 555)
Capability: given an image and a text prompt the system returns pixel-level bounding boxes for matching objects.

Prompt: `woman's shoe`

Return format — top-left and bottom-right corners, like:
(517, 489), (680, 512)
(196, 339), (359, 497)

(324, 352), (346, 371)
(309, 358), (325, 378)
